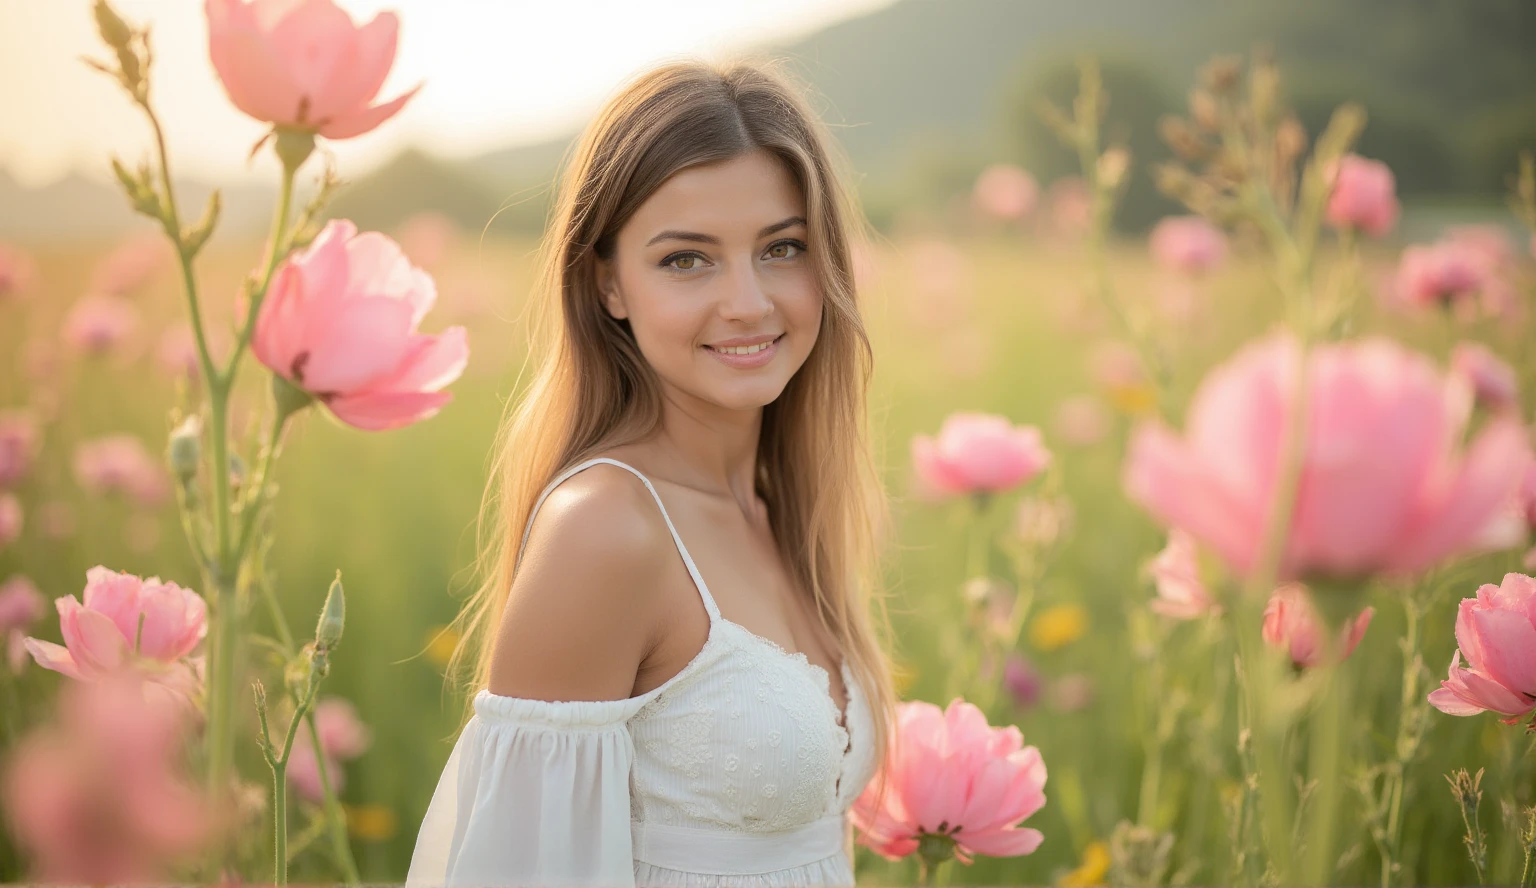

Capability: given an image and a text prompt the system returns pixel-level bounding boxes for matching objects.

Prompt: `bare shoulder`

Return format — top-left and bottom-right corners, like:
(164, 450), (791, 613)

(487, 462), (675, 702)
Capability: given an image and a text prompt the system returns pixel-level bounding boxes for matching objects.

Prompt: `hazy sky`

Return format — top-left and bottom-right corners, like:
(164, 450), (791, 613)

(0, 0), (894, 187)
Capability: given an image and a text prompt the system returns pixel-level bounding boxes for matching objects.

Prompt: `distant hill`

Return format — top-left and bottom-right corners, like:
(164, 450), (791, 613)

(5, 0), (1532, 241)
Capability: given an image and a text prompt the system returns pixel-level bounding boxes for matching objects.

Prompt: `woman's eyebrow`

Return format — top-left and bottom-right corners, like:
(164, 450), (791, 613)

(644, 215), (806, 248)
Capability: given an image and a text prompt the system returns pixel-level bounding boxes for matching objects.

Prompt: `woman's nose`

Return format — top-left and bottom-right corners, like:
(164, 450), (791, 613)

(718, 262), (774, 322)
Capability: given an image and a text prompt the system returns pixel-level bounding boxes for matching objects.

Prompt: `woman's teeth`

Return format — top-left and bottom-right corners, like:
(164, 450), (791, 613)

(709, 337), (777, 355)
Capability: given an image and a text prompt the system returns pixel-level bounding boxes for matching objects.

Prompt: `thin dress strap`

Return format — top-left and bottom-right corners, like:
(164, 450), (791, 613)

(514, 456), (722, 622)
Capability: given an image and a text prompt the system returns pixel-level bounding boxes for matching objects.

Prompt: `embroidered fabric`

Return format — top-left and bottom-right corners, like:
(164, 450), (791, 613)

(406, 457), (878, 887)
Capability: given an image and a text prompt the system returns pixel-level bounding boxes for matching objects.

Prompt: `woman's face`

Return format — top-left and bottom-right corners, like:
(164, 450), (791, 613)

(597, 149), (823, 414)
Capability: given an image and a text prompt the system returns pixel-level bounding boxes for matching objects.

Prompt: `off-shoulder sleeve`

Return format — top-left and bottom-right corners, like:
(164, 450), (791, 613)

(406, 689), (652, 888)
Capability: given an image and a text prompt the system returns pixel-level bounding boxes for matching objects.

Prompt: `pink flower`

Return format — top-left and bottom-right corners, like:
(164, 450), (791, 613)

(1325, 154), (1399, 237)
(395, 211), (459, 269)
(1124, 332), (1531, 582)
(1148, 530), (1219, 620)
(1261, 583), (1374, 668)
(89, 231), (170, 297)
(0, 575), (45, 634)
(852, 698), (1047, 865)
(1046, 177), (1093, 239)
(2, 672), (215, 883)
(286, 696), (372, 802)
(912, 412), (1051, 497)
(0, 493), (20, 549)
(74, 435), (170, 507)
(1002, 654), (1042, 710)
(63, 293), (139, 355)
(0, 242), (36, 299)
(1393, 241), (1490, 312)
(1450, 342), (1519, 415)
(206, 0), (422, 140)
(1427, 572), (1536, 725)
(37, 500), (75, 540)
(1052, 395), (1110, 448)
(0, 409), (41, 488)
(1049, 674), (1095, 712)
(972, 164), (1038, 222)
(1149, 216), (1227, 276)
(253, 219), (468, 431)
(23, 566), (206, 695)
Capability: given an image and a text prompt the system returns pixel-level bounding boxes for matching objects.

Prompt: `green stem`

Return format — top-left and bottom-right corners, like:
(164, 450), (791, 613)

(965, 493), (988, 581)
(142, 102), (219, 390)
(304, 710), (362, 884)
(272, 761), (288, 883)
(203, 153), (299, 848)
(1380, 589), (1427, 887)
(1303, 656), (1351, 884)
(235, 406), (291, 565)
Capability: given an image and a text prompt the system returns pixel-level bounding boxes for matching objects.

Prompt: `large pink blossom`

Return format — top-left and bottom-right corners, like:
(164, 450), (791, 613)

(1427, 572), (1536, 725)
(852, 698), (1047, 865)
(23, 567), (206, 701)
(1261, 583), (1374, 668)
(912, 412), (1051, 497)
(206, 0), (421, 139)
(1124, 332), (1531, 582)
(1149, 216), (1227, 276)
(1325, 154), (1399, 237)
(253, 219), (468, 431)
(3, 672), (215, 883)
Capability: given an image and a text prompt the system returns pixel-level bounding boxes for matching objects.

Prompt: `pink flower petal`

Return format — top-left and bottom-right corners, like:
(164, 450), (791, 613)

(317, 83), (421, 140)
(297, 296), (417, 392)
(324, 389), (452, 432)
(22, 637), (85, 680)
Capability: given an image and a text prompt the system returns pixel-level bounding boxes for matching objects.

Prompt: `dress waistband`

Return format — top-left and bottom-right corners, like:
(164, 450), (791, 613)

(631, 814), (847, 876)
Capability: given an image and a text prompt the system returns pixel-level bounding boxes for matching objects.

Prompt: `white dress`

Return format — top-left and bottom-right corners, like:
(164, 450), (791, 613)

(406, 457), (879, 887)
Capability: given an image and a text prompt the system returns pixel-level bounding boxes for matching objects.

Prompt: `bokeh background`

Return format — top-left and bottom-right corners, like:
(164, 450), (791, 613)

(3, 1), (1536, 884)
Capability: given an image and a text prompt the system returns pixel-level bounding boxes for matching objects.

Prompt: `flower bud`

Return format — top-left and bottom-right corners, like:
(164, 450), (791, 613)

(168, 414), (201, 483)
(1189, 89), (1220, 131)
(315, 573), (345, 649)
(92, 0), (132, 52)
(183, 191), (222, 256)
(1096, 148), (1130, 192)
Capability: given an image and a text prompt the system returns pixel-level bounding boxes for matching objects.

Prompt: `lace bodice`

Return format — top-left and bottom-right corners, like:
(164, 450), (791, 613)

(406, 457), (879, 887)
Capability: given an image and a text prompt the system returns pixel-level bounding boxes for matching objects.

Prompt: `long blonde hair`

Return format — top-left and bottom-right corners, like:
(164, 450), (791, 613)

(446, 55), (899, 790)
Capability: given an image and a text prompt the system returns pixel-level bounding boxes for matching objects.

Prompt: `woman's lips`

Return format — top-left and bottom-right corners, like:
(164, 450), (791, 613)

(702, 333), (783, 368)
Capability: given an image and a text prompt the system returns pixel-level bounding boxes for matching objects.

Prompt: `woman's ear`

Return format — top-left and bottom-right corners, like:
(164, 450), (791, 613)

(596, 258), (629, 320)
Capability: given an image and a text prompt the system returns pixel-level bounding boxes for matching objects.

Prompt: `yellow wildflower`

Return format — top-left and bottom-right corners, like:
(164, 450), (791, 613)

(1029, 603), (1088, 652)
(425, 624), (461, 669)
(344, 803), (398, 842)
(1105, 381), (1157, 416)
(1058, 839), (1110, 886)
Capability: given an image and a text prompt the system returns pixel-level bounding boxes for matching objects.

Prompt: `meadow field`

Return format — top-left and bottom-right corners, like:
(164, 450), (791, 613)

(5, 210), (1535, 884)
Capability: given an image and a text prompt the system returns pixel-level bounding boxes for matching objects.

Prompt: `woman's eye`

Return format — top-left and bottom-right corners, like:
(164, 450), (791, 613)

(766, 240), (806, 260)
(669, 254), (701, 271)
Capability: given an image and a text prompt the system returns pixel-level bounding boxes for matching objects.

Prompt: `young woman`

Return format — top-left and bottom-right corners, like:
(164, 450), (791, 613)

(406, 57), (899, 887)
